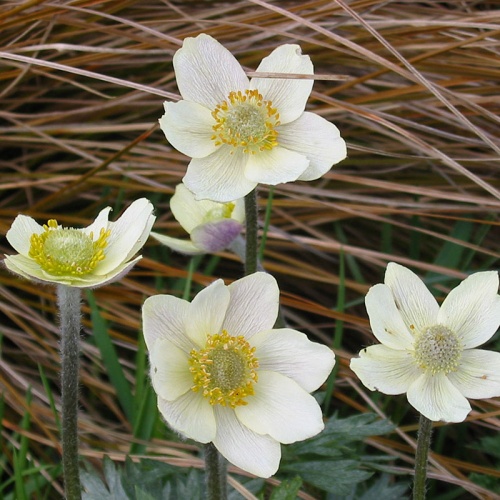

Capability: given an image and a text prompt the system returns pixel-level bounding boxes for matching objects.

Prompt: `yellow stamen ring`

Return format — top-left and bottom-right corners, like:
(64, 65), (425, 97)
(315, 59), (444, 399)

(28, 219), (110, 276)
(189, 330), (259, 407)
(211, 89), (280, 154)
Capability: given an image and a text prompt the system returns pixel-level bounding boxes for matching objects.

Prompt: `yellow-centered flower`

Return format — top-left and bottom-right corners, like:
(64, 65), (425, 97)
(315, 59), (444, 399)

(350, 263), (500, 422)
(159, 34), (347, 202)
(4, 198), (155, 288)
(142, 272), (335, 477)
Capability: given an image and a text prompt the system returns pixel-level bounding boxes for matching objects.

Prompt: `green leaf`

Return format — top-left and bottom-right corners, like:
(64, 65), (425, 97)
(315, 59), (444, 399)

(282, 460), (372, 495)
(269, 476), (302, 500)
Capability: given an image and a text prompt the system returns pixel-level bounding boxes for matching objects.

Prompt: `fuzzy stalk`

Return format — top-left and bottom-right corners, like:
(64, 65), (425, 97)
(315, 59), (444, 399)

(413, 413), (433, 500)
(204, 442), (227, 500)
(57, 284), (82, 500)
(244, 188), (259, 276)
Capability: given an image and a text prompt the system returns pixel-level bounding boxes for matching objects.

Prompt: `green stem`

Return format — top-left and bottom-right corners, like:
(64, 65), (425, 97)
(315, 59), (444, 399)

(413, 413), (433, 500)
(244, 188), (259, 276)
(204, 443), (227, 500)
(57, 285), (82, 500)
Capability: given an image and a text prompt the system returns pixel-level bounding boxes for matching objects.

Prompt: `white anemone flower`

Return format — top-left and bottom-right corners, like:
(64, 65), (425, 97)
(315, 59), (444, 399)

(160, 34), (347, 202)
(150, 183), (244, 255)
(350, 262), (500, 423)
(4, 198), (155, 288)
(142, 272), (335, 477)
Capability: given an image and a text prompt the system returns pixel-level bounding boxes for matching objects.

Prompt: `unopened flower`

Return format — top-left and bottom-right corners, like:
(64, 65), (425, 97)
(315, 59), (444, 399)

(4, 198), (155, 288)
(160, 34), (347, 202)
(151, 183), (244, 255)
(142, 272), (335, 477)
(350, 263), (500, 423)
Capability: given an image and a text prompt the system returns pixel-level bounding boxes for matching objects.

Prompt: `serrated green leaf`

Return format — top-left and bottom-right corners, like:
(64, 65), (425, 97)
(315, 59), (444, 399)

(269, 476), (302, 500)
(282, 460), (372, 495)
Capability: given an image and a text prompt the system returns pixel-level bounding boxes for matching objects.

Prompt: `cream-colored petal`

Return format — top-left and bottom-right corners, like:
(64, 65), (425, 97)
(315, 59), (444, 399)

(4, 254), (45, 283)
(244, 146), (309, 185)
(183, 146), (257, 203)
(350, 344), (421, 394)
(438, 271), (500, 349)
(448, 349), (500, 399)
(385, 262), (440, 334)
(142, 294), (193, 353)
(150, 339), (193, 401)
(185, 279), (230, 347)
(150, 232), (204, 256)
(157, 391), (216, 443)
(96, 198), (155, 274)
(365, 284), (414, 349)
(407, 372), (471, 423)
(251, 328), (335, 392)
(159, 101), (217, 159)
(231, 197), (245, 224)
(6, 214), (43, 256)
(278, 112), (347, 181)
(250, 44), (313, 124)
(213, 405), (281, 478)
(174, 33), (249, 109)
(223, 272), (279, 340)
(82, 207), (112, 240)
(170, 183), (216, 233)
(236, 371), (324, 444)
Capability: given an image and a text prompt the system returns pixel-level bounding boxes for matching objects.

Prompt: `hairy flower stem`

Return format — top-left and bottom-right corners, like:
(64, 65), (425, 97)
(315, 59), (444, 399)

(204, 442), (227, 500)
(58, 285), (82, 500)
(244, 188), (259, 276)
(413, 413), (433, 500)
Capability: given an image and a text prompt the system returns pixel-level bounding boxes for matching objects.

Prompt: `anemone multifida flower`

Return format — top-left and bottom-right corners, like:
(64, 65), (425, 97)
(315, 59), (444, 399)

(150, 183), (244, 255)
(350, 262), (500, 423)
(142, 272), (335, 477)
(4, 198), (155, 288)
(159, 34), (347, 202)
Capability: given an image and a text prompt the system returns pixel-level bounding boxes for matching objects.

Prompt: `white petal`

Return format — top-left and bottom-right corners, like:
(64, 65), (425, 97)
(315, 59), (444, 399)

(213, 406), (281, 478)
(158, 391), (216, 443)
(83, 207), (112, 240)
(174, 34), (249, 109)
(159, 101), (217, 159)
(438, 271), (500, 349)
(150, 232), (204, 255)
(223, 272), (279, 340)
(350, 344), (421, 394)
(231, 197), (245, 224)
(244, 146), (309, 185)
(4, 253), (141, 289)
(150, 339), (193, 401)
(4, 254), (46, 283)
(236, 371), (324, 444)
(96, 198), (155, 274)
(184, 146), (257, 203)
(250, 44), (313, 124)
(448, 349), (500, 399)
(191, 220), (242, 252)
(278, 112), (347, 181)
(6, 215), (43, 256)
(142, 294), (193, 353)
(185, 279), (230, 347)
(407, 373), (471, 423)
(385, 262), (440, 334)
(170, 183), (216, 233)
(251, 328), (335, 392)
(365, 284), (415, 349)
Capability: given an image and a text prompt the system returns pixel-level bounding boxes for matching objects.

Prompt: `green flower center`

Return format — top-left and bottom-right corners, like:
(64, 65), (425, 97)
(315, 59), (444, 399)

(211, 89), (280, 154)
(189, 330), (259, 407)
(28, 219), (110, 276)
(413, 324), (463, 374)
(203, 202), (235, 223)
